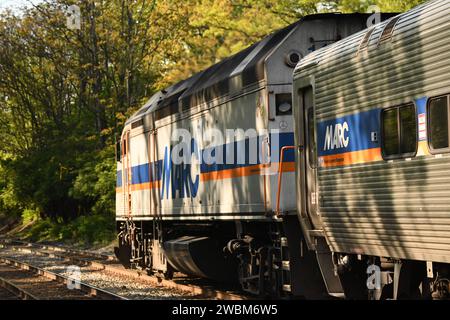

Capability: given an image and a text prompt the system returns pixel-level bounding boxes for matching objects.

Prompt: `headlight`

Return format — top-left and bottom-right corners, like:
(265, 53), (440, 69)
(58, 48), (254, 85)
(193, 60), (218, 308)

(276, 93), (292, 115)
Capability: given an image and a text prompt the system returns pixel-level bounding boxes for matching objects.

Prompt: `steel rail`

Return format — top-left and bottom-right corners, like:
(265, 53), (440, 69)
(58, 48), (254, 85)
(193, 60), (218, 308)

(0, 238), (114, 261)
(1, 241), (247, 300)
(0, 276), (38, 300)
(0, 256), (126, 300)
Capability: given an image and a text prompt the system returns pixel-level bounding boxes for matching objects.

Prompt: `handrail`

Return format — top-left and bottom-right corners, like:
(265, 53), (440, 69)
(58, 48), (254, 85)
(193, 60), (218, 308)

(261, 137), (270, 216)
(147, 131), (153, 217)
(276, 145), (296, 216)
(125, 131), (132, 219)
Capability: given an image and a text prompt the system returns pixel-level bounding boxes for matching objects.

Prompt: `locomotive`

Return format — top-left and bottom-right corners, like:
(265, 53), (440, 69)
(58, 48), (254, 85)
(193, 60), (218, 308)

(113, 3), (450, 298)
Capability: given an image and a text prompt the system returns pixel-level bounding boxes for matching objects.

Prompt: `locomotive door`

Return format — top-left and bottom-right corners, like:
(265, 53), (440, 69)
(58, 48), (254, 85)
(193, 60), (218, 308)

(147, 129), (159, 215)
(268, 84), (296, 212)
(122, 131), (132, 217)
(299, 86), (322, 229)
(147, 126), (170, 275)
(298, 86), (344, 296)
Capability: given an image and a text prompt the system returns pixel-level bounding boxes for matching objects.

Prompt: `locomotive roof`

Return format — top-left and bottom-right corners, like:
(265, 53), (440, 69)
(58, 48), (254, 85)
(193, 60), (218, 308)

(177, 22), (297, 110)
(127, 12), (387, 125)
(127, 20), (298, 124)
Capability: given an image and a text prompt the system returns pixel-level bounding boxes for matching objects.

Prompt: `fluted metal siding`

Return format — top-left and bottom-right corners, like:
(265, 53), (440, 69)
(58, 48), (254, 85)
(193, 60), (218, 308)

(294, 0), (450, 263)
(318, 157), (450, 263)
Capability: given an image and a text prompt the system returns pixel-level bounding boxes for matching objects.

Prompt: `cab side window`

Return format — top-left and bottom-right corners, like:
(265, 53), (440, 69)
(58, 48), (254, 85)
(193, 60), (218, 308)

(428, 94), (450, 152)
(381, 103), (417, 159)
(115, 141), (121, 161)
(122, 139), (127, 157)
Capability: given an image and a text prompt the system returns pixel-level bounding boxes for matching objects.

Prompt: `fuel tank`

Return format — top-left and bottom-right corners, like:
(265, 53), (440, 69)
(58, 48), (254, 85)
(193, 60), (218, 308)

(163, 236), (237, 282)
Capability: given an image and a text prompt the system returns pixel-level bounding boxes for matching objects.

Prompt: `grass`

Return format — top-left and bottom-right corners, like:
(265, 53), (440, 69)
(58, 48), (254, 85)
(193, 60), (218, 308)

(18, 213), (116, 247)
(0, 212), (20, 234)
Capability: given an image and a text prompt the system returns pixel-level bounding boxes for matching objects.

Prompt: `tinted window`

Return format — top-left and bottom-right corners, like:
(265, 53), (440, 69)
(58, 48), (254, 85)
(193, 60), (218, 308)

(400, 105), (416, 153)
(116, 141), (121, 161)
(382, 104), (416, 159)
(122, 139), (127, 156)
(428, 96), (449, 150)
(382, 108), (399, 157)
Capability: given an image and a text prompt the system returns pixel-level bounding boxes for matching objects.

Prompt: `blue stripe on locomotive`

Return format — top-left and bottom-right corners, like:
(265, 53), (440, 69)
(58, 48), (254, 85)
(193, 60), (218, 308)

(117, 132), (295, 187)
(200, 132), (294, 173)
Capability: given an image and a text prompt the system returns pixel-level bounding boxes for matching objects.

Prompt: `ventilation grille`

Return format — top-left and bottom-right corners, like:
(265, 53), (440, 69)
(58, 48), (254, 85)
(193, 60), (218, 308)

(358, 28), (375, 53)
(131, 118), (143, 129)
(379, 16), (400, 44)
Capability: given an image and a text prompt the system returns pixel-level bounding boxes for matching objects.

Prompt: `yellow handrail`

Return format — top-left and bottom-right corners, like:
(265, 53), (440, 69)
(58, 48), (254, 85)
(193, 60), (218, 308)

(276, 145), (295, 216)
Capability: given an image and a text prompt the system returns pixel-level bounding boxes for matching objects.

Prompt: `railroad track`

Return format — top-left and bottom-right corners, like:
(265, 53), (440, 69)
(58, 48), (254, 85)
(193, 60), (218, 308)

(0, 239), (248, 300)
(0, 256), (125, 300)
(1, 238), (114, 261)
(0, 276), (36, 300)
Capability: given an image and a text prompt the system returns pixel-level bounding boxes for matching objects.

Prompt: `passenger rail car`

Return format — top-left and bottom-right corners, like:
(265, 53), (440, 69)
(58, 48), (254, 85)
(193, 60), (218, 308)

(293, 0), (450, 299)
(114, 13), (392, 297)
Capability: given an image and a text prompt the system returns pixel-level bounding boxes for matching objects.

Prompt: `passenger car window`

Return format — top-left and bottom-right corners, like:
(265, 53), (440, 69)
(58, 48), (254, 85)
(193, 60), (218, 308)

(428, 95), (449, 151)
(400, 106), (416, 153)
(382, 103), (417, 159)
(382, 108), (399, 157)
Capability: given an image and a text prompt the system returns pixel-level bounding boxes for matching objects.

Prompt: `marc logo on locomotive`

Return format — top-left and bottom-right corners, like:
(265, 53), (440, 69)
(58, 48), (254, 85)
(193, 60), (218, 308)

(161, 139), (200, 200)
(159, 128), (282, 199)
